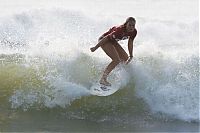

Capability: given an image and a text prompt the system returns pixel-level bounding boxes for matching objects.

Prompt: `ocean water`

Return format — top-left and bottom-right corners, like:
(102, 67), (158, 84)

(0, 0), (199, 132)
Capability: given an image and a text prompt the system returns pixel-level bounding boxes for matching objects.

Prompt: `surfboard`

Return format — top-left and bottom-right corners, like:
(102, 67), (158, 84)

(90, 83), (118, 96)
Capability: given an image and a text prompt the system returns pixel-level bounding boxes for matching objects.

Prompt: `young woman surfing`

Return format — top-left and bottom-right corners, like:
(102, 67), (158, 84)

(90, 17), (137, 86)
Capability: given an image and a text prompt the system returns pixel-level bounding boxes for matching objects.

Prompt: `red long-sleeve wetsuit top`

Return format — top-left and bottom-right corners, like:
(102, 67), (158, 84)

(99, 25), (137, 43)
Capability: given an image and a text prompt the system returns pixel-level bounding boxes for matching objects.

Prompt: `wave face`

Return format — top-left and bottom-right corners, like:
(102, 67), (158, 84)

(0, 8), (199, 123)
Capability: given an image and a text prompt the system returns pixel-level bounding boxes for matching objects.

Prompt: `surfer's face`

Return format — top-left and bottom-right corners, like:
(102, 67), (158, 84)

(126, 21), (135, 32)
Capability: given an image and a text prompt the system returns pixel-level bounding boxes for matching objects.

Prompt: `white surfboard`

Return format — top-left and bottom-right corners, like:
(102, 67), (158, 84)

(90, 83), (119, 96)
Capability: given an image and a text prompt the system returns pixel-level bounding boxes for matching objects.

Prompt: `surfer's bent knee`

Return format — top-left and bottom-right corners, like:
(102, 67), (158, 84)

(112, 58), (121, 64)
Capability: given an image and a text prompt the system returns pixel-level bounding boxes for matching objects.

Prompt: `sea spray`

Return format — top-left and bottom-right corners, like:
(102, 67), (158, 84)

(0, 9), (198, 122)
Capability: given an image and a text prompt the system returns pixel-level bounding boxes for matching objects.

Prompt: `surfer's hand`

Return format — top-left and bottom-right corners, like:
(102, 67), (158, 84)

(90, 47), (97, 52)
(125, 56), (133, 65)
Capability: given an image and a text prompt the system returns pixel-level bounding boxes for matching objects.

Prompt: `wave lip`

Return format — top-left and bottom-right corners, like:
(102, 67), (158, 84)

(132, 48), (199, 122)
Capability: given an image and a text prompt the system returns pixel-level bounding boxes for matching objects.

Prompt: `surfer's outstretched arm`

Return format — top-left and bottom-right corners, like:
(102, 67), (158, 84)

(128, 38), (133, 57)
(126, 38), (134, 64)
(90, 36), (109, 52)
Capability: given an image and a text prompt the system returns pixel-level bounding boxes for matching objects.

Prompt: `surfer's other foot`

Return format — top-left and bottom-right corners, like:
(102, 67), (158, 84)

(99, 79), (111, 86)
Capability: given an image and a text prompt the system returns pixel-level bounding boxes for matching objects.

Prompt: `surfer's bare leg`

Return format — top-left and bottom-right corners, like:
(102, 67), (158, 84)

(100, 42), (121, 86)
(113, 42), (129, 62)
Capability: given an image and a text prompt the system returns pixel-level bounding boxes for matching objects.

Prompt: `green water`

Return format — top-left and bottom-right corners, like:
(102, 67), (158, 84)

(0, 54), (199, 132)
(0, 89), (199, 132)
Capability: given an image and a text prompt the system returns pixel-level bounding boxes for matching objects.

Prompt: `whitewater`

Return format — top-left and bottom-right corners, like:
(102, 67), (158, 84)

(0, 0), (199, 132)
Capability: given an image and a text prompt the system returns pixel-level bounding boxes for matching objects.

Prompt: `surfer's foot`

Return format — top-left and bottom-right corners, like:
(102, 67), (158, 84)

(99, 79), (111, 86)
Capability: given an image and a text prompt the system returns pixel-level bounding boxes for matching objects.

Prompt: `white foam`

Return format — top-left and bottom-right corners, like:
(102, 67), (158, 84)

(0, 2), (198, 121)
(9, 76), (90, 110)
(132, 46), (199, 122)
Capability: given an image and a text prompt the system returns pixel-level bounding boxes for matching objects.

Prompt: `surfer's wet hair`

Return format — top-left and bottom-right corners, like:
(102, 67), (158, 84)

(123, 17), (136, 26)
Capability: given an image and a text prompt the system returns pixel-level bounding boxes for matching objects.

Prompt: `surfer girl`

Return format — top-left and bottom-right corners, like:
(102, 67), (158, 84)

(90, 17), (137, 86)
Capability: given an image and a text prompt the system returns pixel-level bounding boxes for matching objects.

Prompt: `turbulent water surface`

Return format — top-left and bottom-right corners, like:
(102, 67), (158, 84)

(0, 0), (199, 132)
